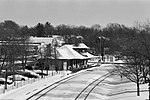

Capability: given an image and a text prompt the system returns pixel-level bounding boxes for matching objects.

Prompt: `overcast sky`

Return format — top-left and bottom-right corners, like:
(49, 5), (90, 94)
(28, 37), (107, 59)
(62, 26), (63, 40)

(0, 0), (150, 27)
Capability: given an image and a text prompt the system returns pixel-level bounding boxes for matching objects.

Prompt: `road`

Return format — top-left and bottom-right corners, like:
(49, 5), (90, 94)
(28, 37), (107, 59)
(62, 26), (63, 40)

(27, 64), (130, 100)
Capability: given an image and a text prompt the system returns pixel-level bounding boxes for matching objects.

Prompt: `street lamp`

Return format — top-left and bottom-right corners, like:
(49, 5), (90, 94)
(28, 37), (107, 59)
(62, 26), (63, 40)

(98, 36), (103, 62)
(98, 36), (110, 62)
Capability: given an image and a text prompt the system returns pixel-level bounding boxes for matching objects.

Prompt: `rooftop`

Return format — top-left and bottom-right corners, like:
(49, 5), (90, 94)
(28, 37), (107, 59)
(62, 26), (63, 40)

(29, 37), (53, 45)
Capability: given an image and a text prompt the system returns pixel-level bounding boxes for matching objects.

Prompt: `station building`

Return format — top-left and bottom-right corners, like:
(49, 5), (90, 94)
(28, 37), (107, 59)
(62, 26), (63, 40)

(24, 36), (97, 71)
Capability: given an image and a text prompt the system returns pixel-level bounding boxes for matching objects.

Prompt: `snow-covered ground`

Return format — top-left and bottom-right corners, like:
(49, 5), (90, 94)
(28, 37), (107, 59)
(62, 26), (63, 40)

(111, 60), (149, 100)
(109, 83), (149, 100)
(0, 64), (149, 100)
(0, 71), (69, 99)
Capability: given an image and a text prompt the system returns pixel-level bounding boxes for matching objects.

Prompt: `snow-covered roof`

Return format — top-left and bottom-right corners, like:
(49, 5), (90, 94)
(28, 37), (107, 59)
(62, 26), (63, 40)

(57, 45), (88, 60)
(72, 43), (89, 49)
(29, 37), (53, 45)
(81, 52), (98, 58)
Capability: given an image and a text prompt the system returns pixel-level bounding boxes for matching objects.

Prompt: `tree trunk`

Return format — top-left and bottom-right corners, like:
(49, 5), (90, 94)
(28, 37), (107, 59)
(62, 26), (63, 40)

(4, 68), (7, 90)
(136, 80), (140, 96)
(54, 47), (58, 72)
(12, 65), (16, 86)
(22, 57), (25, 71)
(41, 68), (43, 78)
(136, 65), (140, 96)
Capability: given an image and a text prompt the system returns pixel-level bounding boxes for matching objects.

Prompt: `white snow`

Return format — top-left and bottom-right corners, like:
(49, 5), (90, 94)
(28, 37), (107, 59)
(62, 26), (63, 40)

(0, 72), (67, 100)
(0, 64), (149, 100)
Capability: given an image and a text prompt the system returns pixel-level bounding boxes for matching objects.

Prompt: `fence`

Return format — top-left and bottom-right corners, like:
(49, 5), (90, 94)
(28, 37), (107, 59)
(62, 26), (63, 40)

(0, 70), (65, 94)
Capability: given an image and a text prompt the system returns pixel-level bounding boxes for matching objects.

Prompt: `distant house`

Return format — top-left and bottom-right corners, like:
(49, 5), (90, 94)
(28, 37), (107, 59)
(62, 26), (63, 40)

(27, 36), (65, 70)
(28, 36), (64, 58)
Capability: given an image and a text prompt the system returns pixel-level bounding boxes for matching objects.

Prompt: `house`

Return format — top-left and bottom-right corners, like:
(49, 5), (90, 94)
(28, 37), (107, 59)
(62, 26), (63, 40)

(28, 36), (64, 58)
(27, 36), (65, 70)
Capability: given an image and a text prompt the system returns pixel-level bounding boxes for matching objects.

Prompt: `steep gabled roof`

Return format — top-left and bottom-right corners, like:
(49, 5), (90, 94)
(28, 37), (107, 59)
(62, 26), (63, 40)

(57, 45), (88, 60)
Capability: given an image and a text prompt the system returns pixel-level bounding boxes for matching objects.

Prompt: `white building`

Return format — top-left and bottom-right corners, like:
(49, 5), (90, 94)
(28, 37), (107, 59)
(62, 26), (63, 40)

(56, 43), (98, 70)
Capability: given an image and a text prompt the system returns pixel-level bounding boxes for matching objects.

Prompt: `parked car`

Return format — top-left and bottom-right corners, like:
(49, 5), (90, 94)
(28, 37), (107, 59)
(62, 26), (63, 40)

(24, 69), (40, 78)
(0, 78), (13, 85)
(34, 70), (48, 76)
(8, 74), (28, 81)
(35, 72), (48, 76)
(16, 71), (37, 78)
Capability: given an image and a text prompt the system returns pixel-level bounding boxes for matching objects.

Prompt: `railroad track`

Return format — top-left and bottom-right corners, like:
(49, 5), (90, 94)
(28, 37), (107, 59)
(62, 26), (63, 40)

(26, 67), (113, 100)
(26, 68), (96, 100)
(74, 71), (112, 100)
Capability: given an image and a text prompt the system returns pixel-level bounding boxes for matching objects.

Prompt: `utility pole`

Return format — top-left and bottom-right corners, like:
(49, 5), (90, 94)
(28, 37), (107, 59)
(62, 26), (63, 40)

(148, 59), (150, 100)
(98, 36), (110, 63)
(98, 36), (104, 62)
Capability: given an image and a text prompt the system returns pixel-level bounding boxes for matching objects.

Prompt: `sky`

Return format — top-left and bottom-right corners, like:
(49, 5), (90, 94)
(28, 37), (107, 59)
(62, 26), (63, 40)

(0, 0), (150, 27)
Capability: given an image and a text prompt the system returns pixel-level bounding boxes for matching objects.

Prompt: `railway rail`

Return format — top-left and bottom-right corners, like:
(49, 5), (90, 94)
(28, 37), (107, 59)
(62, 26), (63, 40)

(74, 71), (113, 100)
(26, 68), (96, 100)
(26, 67), (113, 100)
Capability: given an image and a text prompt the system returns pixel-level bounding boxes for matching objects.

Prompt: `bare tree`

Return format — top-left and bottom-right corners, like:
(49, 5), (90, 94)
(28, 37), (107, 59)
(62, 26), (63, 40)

(0, 37), (22, 90)
(116, 20), (150, 97)
(116, 52), (143, 96)
(19, 37), (30, 71)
